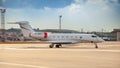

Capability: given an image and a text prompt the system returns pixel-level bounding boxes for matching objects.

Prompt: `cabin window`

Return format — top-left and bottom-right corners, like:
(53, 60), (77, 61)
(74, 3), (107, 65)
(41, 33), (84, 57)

(62, 36), (64, 38)
(80, 36), (82, 38)
(75, 36), (77, 38)
(53, 36), (55, 38)
(66, 36), (68, 38)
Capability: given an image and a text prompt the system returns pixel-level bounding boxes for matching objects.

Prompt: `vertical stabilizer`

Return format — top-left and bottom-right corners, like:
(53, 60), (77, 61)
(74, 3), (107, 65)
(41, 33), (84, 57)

(19, 21), (34, 38)
(10, 21), (35, 38)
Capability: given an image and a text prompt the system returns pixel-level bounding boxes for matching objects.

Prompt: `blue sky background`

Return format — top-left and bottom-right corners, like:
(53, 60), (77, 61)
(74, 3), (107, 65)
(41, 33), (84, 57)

(0, 0), (120, 32)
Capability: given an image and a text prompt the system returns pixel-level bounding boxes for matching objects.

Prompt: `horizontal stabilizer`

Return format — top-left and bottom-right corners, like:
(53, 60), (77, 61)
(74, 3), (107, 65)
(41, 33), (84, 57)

(8, 21), (29, 24)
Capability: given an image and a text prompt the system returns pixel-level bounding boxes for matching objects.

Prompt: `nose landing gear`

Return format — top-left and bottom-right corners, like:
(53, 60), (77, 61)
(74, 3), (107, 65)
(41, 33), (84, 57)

(91, 41), (98, 48)
(94, 43), (98, 48)
(49, 44), (62, 48)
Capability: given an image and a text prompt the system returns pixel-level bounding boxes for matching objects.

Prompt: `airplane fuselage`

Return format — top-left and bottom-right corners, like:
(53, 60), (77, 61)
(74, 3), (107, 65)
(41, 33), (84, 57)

(30, 32), (104, 44)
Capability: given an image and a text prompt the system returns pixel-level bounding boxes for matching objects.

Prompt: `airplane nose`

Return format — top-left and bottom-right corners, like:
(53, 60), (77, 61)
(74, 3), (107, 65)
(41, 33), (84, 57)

(99, 38), (105, 42)
(96, 37), (105, 43)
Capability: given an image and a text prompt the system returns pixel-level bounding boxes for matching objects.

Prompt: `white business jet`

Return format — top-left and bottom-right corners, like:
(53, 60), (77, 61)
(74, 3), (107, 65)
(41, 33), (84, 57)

(10, 21), (104, 48)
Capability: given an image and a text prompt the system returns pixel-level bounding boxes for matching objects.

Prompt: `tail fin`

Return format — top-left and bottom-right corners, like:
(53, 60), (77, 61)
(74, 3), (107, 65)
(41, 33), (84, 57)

(9, 21), (35, 38)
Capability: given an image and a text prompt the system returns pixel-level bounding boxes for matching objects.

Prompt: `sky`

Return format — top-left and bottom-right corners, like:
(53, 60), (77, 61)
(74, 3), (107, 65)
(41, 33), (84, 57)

(0, 0), (120, 32)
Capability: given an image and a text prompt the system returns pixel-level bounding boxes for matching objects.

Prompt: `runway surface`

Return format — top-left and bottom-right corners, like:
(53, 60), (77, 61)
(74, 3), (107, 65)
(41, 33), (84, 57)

(0, 42), (120, 68)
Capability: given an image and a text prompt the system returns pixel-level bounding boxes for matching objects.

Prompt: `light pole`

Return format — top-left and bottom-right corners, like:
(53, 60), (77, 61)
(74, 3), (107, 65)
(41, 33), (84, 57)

(59, 15), (62, 32)
(0, 7), (6, 42)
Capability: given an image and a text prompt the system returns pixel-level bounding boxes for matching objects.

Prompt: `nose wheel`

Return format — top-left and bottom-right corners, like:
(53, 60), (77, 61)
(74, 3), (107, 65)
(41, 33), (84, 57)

(94, 43), (98, 48)
(49, 44), (62, 48)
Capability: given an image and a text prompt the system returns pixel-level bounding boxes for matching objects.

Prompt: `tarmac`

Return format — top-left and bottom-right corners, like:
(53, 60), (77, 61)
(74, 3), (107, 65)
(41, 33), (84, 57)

(0, 41), (120, 68)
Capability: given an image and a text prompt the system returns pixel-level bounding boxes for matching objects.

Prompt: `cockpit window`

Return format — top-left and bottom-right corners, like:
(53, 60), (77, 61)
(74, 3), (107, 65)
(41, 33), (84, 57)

(91, 35), (97, 37)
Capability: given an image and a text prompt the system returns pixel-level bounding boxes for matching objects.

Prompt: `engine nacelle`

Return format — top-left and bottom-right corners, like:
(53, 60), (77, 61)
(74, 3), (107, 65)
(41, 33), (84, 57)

(29, 32), (48, 39)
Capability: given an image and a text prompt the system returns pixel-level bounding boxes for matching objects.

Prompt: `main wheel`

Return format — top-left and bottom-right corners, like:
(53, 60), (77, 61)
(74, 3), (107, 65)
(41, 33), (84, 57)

(49, 45), (54, 48)
(94, 43), (98, 48)
(95, 45), (98, 48)
(56, 44), (60, 48)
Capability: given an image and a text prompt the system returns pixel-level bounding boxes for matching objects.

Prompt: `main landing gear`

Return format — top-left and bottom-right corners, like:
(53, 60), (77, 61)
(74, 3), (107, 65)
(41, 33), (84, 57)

(49, 44), (54, 48)
(91, 41), (98, 48)
(94, 43), (98, 48)
(49, 44), (62, 48)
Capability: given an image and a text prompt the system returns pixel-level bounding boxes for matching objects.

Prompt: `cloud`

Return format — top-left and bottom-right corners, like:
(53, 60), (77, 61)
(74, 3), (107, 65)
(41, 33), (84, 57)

(109, 0), (119, 3)
(74, 0), (87, 4)
(1, 0), (6, 3)
(6, 0), (120, 31)
(49, 0), (120, 31)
